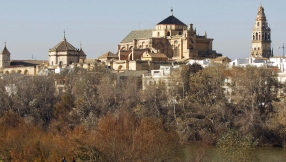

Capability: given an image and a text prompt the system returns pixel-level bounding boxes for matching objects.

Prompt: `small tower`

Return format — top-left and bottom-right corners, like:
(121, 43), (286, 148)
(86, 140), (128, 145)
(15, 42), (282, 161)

(0, 42), (11, 68)
(250, 4), (272, 58)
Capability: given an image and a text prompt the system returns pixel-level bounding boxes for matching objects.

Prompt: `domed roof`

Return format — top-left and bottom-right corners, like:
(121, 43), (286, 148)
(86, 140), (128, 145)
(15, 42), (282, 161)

(50, 33), (78, 52)
(157, 9), (186, 26)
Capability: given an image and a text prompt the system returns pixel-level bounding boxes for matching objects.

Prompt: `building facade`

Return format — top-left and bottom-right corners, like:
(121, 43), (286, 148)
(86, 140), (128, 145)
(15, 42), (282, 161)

(117, 9), (221, 61)
(250, 4), (272, 58)
(49, 32), (86, 66)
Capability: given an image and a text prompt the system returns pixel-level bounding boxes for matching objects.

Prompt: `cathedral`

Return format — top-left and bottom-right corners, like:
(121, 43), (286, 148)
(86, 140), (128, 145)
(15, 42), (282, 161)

(117, 9), (221, 61)
(250, 4), (273, 58)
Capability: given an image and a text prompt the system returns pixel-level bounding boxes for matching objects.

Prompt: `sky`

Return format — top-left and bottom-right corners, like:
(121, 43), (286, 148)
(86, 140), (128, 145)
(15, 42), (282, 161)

(0, 0), (286, 60)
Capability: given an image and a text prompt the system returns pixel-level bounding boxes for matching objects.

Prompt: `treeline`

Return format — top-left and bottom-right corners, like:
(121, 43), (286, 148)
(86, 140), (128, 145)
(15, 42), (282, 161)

(0, 63), (285, 161)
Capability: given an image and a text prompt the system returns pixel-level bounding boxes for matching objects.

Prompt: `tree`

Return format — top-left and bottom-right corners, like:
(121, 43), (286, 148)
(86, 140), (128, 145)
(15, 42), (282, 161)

(94, 109), (184, 161)
(230, 66), (279, 138)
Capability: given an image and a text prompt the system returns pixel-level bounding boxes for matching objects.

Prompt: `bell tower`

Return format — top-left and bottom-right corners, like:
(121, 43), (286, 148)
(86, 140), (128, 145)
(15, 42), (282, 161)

(250, 4), (272, 58)
(0, 42), (11, 68)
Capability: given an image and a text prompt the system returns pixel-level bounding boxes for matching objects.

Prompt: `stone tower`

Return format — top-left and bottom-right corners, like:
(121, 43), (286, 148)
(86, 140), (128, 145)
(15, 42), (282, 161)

(0, 42), (11, 68)
(250, 4), (272, 58)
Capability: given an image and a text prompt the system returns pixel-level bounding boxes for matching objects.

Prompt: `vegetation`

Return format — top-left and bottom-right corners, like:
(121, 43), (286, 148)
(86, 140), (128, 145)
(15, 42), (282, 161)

(0, 63), (285, 161)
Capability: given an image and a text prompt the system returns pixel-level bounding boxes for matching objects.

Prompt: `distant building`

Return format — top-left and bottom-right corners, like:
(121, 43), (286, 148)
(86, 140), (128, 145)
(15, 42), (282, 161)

(98, 51), (118, 61)
(48, 32), (86, 67)
(117, 8), (221, 61)
(0, 43), (47, 75)
(250, 4), (273, 58)
(0, 42), (10, 68)
(142, 65), (180, 90)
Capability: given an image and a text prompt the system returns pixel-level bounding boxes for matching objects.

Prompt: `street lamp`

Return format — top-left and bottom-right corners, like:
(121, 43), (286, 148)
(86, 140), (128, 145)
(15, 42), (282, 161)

(278, 43), (285, 57)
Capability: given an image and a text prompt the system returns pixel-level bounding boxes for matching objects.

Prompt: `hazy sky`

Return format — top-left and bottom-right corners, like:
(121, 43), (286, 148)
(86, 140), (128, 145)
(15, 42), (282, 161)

(0, 0), (285, 60)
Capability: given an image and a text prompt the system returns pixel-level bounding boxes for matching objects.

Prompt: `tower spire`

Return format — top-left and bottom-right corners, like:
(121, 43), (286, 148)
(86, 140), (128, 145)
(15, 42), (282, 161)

(171, 7), (173, 16)
(63, 30), (66, 41)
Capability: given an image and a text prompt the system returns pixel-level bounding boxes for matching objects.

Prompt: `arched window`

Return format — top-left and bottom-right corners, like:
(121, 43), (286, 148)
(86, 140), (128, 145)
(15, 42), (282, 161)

(178, 31), (182, 35)
(256, 33), (258, 40)
(254, 47), (256, 50)
(166, 31), (170, 36)
(257, 22), (260, 26)
(253, 35), (255, 40)
(157, 32), (160, 37)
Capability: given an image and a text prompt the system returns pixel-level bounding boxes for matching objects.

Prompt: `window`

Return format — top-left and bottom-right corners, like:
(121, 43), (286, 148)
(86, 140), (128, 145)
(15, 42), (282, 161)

(166, 31), (170, 36)
(174, 47), (178, 57)
(178, 31), (182, 35)
(257, 22), (260, 26)
(157, 32), (160, 37)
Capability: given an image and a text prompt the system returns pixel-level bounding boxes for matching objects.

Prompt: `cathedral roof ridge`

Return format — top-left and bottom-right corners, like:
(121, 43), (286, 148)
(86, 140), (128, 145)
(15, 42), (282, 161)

(131, 29), (155, 32)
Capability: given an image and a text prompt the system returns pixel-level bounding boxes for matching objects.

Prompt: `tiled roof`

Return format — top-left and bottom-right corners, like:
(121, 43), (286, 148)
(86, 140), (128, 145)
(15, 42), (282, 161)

(121, 29), (153, 43)
(157, 15), (187, 26)
(1, 45), (10, 55)
(98, 51), (118, 59)
(10, 60), (47, 67)
(50, 37), (78, 52)
(79, 48), (86, 56)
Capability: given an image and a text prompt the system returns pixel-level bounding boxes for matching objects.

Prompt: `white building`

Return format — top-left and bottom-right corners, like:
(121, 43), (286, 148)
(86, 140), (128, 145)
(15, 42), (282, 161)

(142, 65), (180, 90)
(187, 59), (211, 68)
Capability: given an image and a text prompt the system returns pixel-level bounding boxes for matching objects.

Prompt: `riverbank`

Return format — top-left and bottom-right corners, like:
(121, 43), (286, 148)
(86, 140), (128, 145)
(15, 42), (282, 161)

(184, 144), (286, 162)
